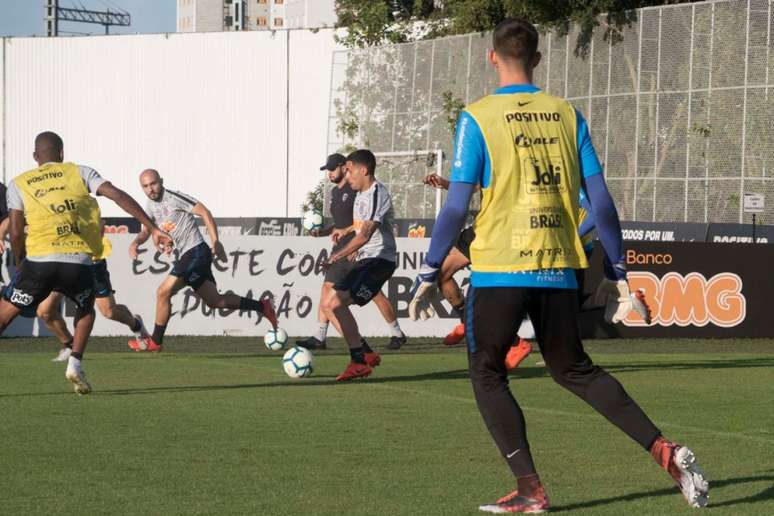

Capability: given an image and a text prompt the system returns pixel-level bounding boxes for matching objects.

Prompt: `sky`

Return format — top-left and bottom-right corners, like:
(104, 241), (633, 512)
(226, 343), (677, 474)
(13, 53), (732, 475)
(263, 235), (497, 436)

(0, 0), (176, 37)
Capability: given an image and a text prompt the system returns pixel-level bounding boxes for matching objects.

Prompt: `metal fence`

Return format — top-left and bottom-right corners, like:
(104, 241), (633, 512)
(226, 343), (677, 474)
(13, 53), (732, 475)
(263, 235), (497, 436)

(328, 0), (774, 224)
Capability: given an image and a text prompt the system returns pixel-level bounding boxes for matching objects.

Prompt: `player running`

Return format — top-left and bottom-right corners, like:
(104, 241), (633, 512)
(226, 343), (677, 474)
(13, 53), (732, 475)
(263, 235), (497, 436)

(321, 150), (397, 381)
(296, 153), (407, 351)
(128, 169), (277, 351)
(0, 131), (171, 394)
(409, 20), (707, 512)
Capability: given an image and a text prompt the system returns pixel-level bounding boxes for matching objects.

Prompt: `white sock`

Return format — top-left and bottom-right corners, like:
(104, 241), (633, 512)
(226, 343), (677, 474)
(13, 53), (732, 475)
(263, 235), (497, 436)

(314, 322), (329, 342)
(387, 320), (403, 338)
(67, 355), (82, 373)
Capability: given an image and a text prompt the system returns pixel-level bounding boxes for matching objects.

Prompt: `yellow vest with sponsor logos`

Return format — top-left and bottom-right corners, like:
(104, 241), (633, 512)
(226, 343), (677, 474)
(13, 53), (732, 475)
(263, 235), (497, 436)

(14, 162), (103, 258)
(93, 235), (112, 261)
(466, 92), (589, 272)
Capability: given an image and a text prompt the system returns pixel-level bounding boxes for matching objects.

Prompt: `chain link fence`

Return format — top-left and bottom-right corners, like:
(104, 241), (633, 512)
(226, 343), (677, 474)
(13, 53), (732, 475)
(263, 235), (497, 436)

(328, 0), (774, 224)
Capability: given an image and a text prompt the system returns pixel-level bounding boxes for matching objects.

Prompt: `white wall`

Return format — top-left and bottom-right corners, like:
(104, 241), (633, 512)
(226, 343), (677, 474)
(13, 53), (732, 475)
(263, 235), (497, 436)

(1, 29), (341, 218)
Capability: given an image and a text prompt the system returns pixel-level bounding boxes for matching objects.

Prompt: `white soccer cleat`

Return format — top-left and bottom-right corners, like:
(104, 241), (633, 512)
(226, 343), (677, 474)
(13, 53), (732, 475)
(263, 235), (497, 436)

(52, 347), (72, 362)
(630, 289), (653, 324)
(673, 446), (709, 508)
(65, 368), (92, 395)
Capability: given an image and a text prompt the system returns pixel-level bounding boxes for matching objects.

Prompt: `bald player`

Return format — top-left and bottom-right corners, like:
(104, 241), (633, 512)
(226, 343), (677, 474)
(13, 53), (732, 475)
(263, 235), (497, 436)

(128, 170), (277, 350)
(0, 131), (171, 394)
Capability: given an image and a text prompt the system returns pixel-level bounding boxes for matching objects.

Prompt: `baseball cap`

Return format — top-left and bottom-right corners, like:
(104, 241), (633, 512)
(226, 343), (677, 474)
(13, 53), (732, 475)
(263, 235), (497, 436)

(320, 153), (346, 171)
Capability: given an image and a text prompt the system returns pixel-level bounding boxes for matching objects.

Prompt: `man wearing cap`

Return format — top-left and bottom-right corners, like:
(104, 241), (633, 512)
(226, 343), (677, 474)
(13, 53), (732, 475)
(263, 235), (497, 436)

(296, 153), (407, 351)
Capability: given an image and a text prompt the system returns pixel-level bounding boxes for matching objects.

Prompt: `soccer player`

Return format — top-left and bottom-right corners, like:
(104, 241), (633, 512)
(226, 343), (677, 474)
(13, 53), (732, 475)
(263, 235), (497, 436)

(296, 153), (407, 351)
(37, 230), (149, 362)
(0, 131), (171, 394)
(409, 20), (707, 512)
(128, 169), (277, 351)
(320, 150), (397, 381)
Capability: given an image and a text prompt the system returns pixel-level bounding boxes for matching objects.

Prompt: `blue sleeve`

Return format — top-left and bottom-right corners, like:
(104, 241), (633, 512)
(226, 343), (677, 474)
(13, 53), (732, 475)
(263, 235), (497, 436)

(578, 188), (596, 238)
(425, 182), (475, 268)
(576, 110), (603, 179)
(582, 174), (626, 280)
(449, 111), (486, 185)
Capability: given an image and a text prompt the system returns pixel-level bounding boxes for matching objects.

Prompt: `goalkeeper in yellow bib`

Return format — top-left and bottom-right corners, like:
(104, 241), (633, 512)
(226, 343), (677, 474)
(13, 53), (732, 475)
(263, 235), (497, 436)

(408, 20), (708, 512)
(0, 132), (172, 394)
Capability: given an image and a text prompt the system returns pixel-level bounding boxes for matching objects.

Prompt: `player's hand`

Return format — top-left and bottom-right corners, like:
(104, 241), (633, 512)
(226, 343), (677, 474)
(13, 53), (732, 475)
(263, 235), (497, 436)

(331, 228), (347, 244)
(422, 173), (449, 190)
(128, 241), (140, 260)
(151, 227), (174, 255)
(408, 262), (440, 321)
(309, 228), (321, 237)
(0, 240), (5, 254)
(212, 240), (227, 262)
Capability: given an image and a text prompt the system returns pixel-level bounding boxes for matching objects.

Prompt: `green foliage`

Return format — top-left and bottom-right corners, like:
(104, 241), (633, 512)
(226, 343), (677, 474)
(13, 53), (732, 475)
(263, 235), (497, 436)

(300, 179), (326, 216)
(441, 90), (466, 137)
(336, 0), (700, 55)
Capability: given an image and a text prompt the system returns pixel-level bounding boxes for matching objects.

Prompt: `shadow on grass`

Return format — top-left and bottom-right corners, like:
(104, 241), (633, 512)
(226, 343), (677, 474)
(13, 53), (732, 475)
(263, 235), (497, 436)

(552, 475), (774, 512)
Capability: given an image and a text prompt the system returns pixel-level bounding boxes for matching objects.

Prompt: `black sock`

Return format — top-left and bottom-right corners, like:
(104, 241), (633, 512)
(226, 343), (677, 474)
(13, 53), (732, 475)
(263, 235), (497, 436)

(505, 447), (537, 479)
(453, 302), (466, 323)
(152, 324), (167, 345)
(71, 351), (83, 360)
(63, 340), (73, 349)
(130, 317), (141, 333)
(239, 297), (264, 314)
(360, 338), (373, 353)
(349, 347), (366, 364)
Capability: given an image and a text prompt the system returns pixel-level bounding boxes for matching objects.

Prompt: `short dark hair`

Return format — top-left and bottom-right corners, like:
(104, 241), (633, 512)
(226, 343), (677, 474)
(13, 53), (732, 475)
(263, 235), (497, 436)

(346, 149), (376, 176)
(492, 18), (539, 66)
(34, 131), (64, 155)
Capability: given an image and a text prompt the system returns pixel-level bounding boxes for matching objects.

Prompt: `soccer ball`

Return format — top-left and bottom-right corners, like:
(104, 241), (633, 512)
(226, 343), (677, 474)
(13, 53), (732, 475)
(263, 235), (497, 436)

(264, 328), (288, 351)
(282, 346), (314, 378)
(302, 210), (323, 232)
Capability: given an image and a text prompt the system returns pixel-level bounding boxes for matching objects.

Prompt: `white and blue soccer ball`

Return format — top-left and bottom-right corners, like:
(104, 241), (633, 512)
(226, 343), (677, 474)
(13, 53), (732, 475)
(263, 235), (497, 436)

(302, 210), (324, 232)
(282, 346), (314, 378)
(264, 328), (288, 351)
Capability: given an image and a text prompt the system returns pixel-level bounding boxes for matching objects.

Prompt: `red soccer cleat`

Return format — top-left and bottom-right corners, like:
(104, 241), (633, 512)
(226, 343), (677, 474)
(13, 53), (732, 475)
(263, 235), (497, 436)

(478, 485), (550, 513)
(335, 362), (373, 382)
(505, 339), (533, 370)
(651, 437), (709, 508)
(260, 298), (278, 330)
(443, 323), (466, 346)
(364, 351), (381, 368)
(128, 336), (162, 352)
(127, 338), (143, 352)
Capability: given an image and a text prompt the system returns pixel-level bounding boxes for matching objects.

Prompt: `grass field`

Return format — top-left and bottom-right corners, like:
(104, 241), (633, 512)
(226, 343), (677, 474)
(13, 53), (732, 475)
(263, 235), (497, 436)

(1, 337), (773, 515)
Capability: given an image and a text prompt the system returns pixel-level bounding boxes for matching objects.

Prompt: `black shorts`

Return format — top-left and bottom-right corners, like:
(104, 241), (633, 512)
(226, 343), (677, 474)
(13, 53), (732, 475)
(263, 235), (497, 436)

(454, 226), (475, 261)
(324, 258), (354, 284)
(93, 259), (115, 298)
(334, 258), (396, 306)
(171, 242), (215, 290)
(3, 260), (96, 313)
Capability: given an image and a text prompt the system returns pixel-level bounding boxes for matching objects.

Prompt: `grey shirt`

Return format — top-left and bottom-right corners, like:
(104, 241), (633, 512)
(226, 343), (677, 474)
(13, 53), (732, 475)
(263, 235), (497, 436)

(353, 180), (397, 262)
(146, 189), (205, 256)
(6, 163), (106, 264)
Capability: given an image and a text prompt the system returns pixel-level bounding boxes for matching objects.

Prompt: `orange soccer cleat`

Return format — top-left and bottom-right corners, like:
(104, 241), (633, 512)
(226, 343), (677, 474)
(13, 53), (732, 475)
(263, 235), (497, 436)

(335, 362), (373, 382)
(364, 351), (381, 368)
(505, 339), (533, 370)
(443, 323), (466, 346)
(478, 485), (550, 513)
(650, 437), (709, 508)
(260, 298), (278, 330)
(128, 336), (162, 352)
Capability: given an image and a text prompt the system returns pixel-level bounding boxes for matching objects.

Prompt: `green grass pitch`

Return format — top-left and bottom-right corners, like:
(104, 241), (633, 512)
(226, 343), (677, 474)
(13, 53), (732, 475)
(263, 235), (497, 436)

(1, 337), (773, 515)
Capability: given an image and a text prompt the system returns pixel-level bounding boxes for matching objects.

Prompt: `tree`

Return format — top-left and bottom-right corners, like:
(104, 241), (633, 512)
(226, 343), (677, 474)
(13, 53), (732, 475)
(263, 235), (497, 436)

(336, 0), (701, 55)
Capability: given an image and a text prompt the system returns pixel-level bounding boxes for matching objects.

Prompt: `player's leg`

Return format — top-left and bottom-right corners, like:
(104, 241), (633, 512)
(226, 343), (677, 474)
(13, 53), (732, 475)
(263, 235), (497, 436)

(145, 274), (186, 350)
(0, 299), (23, 333)
(36, 292), (74, 361)
(92, 259), (147, 338)
(371, 291), (406, 350)
(439, 247), (470, 346)
(194, 279), (277, 328)
(469, 287), (550, 514)
(296, 280), (339, 350)
(529, 288), (708, 508)
(58, 263), (97, 395)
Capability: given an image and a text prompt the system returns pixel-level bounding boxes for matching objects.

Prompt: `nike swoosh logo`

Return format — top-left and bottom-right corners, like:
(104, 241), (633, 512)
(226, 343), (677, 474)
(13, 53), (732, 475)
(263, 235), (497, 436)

(518, 101), (532, 107)
(506, 449), (521, 458)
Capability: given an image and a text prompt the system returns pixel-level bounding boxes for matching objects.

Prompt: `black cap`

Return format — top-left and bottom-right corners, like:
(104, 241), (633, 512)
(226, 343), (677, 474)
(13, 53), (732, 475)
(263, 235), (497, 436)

(320, 153), (346, 171)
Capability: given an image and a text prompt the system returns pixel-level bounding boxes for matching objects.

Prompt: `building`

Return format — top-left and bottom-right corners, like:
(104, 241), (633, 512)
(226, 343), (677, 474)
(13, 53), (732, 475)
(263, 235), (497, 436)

(177, 0), (337, 33)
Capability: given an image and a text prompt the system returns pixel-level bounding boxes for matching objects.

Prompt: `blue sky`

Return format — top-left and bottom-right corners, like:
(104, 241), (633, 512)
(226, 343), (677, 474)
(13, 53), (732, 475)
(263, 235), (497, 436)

(0, 0), (175, 37)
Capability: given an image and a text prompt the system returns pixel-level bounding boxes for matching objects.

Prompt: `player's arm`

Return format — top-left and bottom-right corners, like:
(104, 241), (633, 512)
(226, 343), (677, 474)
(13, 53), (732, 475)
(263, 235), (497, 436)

(0, 217), (9, 254)
(330, 224), (354, 243)
(191, 201), (226, 261)
(9, 209), (26, 267)
(328, 221), (377, 263)
(129, 225), (151, 260)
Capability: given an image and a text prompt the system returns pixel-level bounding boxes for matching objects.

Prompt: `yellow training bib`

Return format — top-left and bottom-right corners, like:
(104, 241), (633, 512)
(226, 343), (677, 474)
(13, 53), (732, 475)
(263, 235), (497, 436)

(466, 91), (589, 272)
(14, 162), (103, 258)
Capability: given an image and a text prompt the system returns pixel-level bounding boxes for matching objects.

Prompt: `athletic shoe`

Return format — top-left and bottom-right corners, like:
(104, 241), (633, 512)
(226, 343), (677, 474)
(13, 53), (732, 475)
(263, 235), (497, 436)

(296, 336), (327, 350)
(631, 289), (653, 324)
(443, 323), (466, 346)
(65, 368), (92, 395)
(52, 347), (72, 362)
(132, 314), (149, 339)
(127, 338), (145, 352)
(260, 298), (278, 329)
(335, 362), (372, 381)
(387, 334), (406, 350)
(651, 437), (709, 508)
(505, 339), (533, 370)
(364, 351), (381, 367)
(129, 336), (162, 352)
(478, 486), (550, 513)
